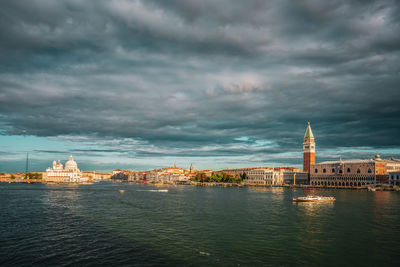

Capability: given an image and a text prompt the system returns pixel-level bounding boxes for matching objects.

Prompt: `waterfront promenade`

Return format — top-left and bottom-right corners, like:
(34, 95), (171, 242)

(0, 178), (42, 183)
(1, 177), (399, 191)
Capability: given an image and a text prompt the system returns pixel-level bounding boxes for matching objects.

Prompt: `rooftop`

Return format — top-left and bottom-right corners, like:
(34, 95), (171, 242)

(317, 159), (375, 165)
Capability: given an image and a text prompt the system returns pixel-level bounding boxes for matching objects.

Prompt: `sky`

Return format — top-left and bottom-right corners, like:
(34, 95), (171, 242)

(1, 0), (400, 172)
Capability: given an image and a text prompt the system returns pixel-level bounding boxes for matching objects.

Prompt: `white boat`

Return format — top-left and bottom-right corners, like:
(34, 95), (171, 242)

(293, 196), (336, 202)
(149, 189), (168, 192)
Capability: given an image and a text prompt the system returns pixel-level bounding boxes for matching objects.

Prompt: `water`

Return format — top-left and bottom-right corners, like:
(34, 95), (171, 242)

(1, 182), (399, 266)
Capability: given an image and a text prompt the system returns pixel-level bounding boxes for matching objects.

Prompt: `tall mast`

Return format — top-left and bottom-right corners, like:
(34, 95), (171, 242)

(25, 152), (29, 179)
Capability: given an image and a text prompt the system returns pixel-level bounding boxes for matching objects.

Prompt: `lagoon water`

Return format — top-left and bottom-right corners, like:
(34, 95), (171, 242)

(1, 182), (399, 266)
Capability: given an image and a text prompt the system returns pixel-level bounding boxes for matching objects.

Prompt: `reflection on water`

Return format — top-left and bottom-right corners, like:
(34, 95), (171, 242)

(295, 201), (335, 213)
(247, 186), (284, 193)
(0, 183), (399, 266)
(44, 184), (81, 210)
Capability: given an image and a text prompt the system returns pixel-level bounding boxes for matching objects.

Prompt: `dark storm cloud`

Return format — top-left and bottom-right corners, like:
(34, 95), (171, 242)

(1, 0), (400, 165)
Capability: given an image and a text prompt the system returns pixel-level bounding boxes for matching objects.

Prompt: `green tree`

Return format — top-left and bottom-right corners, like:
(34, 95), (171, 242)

(192, 172), (207, 182)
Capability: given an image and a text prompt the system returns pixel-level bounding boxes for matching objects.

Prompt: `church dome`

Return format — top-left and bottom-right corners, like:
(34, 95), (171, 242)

(65, 155), (78, 170)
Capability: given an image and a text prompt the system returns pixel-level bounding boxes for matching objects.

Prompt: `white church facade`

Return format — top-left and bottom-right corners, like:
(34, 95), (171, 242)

(45, 155), (86, 183)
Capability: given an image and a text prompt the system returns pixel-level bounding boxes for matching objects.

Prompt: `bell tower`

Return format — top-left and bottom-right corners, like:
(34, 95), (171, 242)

(303, 122), (315, 173)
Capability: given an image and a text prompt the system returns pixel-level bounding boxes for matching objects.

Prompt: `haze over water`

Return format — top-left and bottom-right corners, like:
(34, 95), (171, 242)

(1, 182), (399, 266)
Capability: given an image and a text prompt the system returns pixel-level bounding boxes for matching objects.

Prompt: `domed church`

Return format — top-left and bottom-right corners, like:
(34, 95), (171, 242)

(45, 155), (84, 183)
(65, 155), (80, 172)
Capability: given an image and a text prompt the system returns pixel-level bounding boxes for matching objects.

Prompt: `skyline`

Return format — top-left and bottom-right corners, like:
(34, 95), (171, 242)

(1, 1), (400, 172)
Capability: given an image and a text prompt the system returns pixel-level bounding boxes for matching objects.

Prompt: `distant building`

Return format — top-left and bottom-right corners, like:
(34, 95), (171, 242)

(111, 172), (128, 181)
(117, 165), (192, 184)
(244, 169), (271, 185)
(310, 159), (386, 187)
(283, 172), (309, 185)
(374, 154), (400, 184)
(389, 172), (400, 186)
(216, 167), (297, 179)
(303, 122), (315, 174)
(151, 165), (190, 184)
(375, 155), (400, 172)
(245, 168), (294, 185)
(199, 170), (213, 177)
(112, 169), (123, 175)
(45, 155), (85, 183)
(82, 171), (111, 181)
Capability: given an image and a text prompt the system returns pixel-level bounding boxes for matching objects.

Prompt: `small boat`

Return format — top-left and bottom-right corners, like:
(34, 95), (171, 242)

(119, 190), (125, 194)
(293, 196), (336, 202)
(149, 189), (168, 192)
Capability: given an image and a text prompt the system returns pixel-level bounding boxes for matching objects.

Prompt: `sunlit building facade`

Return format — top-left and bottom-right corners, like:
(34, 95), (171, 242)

(245, 169), (292, 185)
(389, 172), (400, 186)
(244, 169), (272, 185)
(283, 171), (309, 185)
(310, 159), (386, 187)
(45, 155), (85, 183)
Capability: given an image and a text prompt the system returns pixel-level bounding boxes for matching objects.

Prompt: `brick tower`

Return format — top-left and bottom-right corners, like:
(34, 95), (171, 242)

(303, 122), (315, 173)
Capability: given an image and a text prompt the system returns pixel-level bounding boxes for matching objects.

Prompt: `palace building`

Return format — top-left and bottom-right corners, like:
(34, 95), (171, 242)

(44, 155), (85, 183)
(244, 168), (305, 185)
(303, 122), (315, 174)
(310, 159), (385, 187)
(244, 169), (275, 185)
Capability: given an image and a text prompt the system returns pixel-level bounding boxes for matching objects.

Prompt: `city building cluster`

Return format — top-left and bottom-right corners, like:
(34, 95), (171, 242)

(111, 163), (196, 184)
(2, 122), (399, 188)
(107, 122), (400, 187)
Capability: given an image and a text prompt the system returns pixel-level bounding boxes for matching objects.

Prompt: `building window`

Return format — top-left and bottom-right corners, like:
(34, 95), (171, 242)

(347, 168), (351, 173)
(357, 169), (360, 174)
(323, 168), (326, 173)
(332, 168), (335, 173)
(339, 170), (342, 174)
(368, 169), (372, 173)
(315, 169), (318, 173)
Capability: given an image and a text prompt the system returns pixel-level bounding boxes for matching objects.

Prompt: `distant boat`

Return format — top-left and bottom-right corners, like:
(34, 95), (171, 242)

(149, 189), (168, 192)
(119, 190), (125, 194)
(79, 182), (94, 185)
(293, 196), (336, 202)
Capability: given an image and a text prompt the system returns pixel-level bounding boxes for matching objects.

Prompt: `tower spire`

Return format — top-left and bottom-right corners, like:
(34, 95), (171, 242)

(303, 122), (316, 174)
(304, 122), (314, 139)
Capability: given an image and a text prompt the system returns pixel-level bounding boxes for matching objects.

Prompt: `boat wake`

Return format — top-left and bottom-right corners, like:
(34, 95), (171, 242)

(137, 189), (168, 193)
